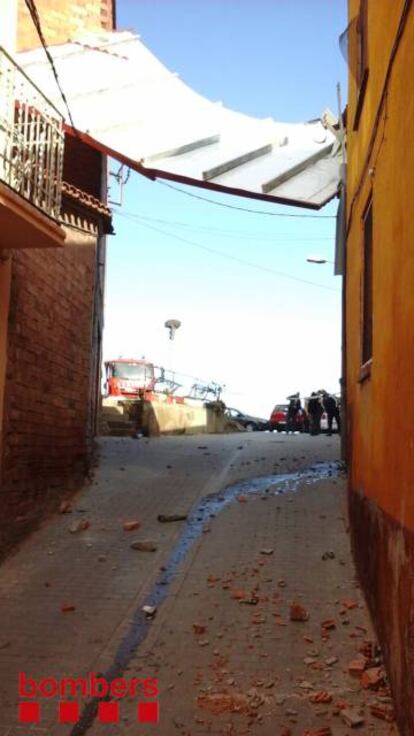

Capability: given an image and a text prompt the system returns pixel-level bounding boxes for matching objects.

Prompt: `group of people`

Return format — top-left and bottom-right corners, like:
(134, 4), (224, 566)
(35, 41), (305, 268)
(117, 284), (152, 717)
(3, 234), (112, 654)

(286, 390), (340, 436)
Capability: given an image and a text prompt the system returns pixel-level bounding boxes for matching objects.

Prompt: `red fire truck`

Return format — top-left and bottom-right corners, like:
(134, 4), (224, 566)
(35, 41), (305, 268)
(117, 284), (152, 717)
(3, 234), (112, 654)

(104, 359), (156, 398)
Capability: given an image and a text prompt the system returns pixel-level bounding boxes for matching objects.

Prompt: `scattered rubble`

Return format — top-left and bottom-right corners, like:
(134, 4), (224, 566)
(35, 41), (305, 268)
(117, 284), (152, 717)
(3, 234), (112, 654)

(309, 691), (332, 704)
(289, 603), (309, 621)
(130, 540), (158, 551)
(123, 520), (140, 531)
(340, 707), (365, 727)
(231, 590), (246, 600)
(142, 605), (157, 618)
(197, 688), (265, 716)
(321, 619), (336, 633)
(59, 500), (72, 514)
(370, 702), (395, 722)
(192, 624), (207, 635)
(68, 519), (90, 533)
(61, 602), (76, 612)
(361, 665), (384, 689)
(157, 514), (187, 523)
(348, 656), (368, 676)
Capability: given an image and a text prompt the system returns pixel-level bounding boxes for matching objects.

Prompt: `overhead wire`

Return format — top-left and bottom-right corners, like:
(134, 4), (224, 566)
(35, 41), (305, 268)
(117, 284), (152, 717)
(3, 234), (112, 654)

(157, 180), (337, 218)
(115, 210), (335, 242)
(24, 0), (77, 131)
(120, 215), (341, 293)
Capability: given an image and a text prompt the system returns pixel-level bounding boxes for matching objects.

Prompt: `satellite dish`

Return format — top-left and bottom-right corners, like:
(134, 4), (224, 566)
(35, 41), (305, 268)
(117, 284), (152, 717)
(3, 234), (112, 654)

(165, 319), (181, 340)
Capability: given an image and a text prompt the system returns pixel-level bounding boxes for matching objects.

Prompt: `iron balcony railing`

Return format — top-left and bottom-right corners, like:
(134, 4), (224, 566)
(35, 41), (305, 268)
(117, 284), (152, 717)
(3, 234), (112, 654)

(0, 46), (64, 220)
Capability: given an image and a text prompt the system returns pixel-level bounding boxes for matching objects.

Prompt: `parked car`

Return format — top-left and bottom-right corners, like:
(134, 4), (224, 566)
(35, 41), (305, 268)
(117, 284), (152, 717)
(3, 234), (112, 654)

(225, 407), (269, 432)
(269, 403), (309, 433)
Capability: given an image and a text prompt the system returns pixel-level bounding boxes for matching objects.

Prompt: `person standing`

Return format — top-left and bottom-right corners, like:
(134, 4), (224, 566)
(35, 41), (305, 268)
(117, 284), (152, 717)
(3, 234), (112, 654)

(322, 391), (341, 435)
(286, 392), (301, 434)
(307, 392), (323, 435)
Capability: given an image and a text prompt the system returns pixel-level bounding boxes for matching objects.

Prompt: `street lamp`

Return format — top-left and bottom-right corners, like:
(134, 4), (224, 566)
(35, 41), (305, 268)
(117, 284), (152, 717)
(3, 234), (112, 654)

(164, 319), (181, 341)
(306, 256), (334, 265)
(164, 319), (181, 385)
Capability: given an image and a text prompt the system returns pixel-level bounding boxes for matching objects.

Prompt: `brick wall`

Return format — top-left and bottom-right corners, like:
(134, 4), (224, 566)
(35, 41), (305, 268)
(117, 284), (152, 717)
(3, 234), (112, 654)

(63, 135), (102, 199)
(0, 0), (111, 557)
(1, 241), (96, 521)
(18, 0), (115, 50)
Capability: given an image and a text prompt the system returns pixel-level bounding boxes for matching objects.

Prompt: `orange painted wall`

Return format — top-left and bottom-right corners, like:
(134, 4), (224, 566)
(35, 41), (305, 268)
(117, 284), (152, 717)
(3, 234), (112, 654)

(346, 2), (414, 731)
(347, 0), (414, 528)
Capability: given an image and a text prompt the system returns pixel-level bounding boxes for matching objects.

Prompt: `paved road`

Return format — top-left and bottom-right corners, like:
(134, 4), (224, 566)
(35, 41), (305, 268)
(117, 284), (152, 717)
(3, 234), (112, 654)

(0, 433), (397, 735)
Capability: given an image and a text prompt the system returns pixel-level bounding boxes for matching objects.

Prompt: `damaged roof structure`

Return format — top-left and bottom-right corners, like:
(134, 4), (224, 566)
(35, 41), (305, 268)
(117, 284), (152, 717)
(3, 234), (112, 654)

(17, 30), (341, 210)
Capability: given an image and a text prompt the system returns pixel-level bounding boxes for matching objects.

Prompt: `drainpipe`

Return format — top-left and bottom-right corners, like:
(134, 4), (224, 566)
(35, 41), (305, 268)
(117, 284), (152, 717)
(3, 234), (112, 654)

(337, 83), (348, 464)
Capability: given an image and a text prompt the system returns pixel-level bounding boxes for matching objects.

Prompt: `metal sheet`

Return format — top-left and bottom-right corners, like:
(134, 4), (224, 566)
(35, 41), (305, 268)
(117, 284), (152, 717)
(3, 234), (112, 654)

(17, 31), (341, 209)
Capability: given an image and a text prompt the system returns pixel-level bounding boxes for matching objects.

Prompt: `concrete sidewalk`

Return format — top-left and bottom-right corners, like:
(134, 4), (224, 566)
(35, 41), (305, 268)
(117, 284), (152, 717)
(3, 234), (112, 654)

(0, 434), (398, 735)
(118, 473), (397, 736)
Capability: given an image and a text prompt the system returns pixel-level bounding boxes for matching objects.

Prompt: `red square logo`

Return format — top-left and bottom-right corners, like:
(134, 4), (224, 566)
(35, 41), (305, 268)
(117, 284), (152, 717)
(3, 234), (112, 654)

(138, 701), (159, 723)
(19, 702), (40, 723)
(98, 701), (120, 723)
(59, 701), (80, 723)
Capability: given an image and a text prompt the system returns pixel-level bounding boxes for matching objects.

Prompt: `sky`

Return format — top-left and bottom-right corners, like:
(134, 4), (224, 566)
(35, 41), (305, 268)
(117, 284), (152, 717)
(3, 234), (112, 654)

(103, 0), (348, 418)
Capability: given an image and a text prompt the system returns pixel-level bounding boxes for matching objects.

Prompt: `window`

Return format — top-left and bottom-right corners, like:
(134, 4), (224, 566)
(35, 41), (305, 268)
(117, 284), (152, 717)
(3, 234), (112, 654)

(353, 0), (369, 130)
(362, 199), (373, 366)
(357, 0), (368, 88)
(112, 362), (154, 381)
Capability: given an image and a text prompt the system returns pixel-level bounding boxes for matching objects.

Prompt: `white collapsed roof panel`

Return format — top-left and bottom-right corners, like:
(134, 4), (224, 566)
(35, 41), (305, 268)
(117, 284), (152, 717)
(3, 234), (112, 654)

(17, 31), (340, 209)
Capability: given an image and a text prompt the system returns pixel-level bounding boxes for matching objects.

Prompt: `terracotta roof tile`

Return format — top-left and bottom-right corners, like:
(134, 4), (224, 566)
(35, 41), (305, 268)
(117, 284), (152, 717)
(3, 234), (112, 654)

(62, 181), (112, 217)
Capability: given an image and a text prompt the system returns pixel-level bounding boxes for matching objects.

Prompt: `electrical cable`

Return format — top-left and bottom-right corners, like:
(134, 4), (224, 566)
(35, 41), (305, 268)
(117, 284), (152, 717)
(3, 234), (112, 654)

(157, 180), (336, 218)
(115, 210), (335, 242)
(123, 215), (341, 293)
(24, 0), (77, 131)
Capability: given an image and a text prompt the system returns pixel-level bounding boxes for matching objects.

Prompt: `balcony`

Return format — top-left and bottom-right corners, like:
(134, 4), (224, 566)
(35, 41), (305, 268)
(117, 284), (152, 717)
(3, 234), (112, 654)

(0, 46), (65, 249)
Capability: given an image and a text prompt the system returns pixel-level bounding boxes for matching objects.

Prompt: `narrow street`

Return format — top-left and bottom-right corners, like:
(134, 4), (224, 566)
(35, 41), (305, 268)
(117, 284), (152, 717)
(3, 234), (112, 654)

(0, 433), (397, 735)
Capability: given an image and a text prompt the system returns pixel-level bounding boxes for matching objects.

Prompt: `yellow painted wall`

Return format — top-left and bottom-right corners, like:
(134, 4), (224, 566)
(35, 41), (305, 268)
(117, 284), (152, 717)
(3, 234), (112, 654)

(347, 0), (414, 529)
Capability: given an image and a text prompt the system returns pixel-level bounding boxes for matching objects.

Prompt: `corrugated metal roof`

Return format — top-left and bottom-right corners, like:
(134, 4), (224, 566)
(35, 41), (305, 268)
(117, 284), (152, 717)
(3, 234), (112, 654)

(17, 31), (341, 209)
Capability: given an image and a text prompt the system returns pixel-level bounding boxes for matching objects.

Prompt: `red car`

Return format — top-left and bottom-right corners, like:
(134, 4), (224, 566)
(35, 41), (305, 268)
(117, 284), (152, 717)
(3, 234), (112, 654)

(269, 403), (309, 433)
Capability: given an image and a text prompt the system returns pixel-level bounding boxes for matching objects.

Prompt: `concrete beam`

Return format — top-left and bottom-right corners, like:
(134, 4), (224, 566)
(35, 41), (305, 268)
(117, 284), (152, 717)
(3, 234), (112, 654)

(262, 143), (333, 194)
(143, 134), (220, 163)
(202, 143), (273, 181)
